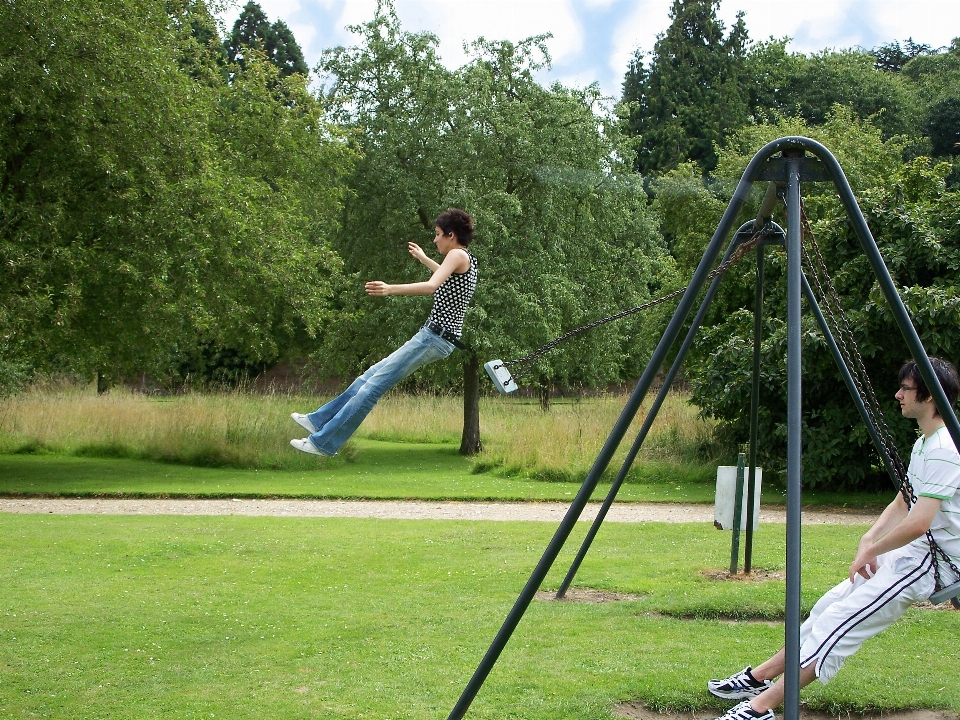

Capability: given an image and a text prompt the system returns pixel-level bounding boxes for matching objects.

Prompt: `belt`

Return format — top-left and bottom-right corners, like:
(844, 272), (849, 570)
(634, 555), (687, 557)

(424, 321), (466, 350)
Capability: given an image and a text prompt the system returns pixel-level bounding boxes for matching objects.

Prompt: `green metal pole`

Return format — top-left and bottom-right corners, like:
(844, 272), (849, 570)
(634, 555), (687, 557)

(745, 244), (764, 574)
(730, 451), (746, 575)
(783, 148), (804, 720)
(556, 225), (759, 599)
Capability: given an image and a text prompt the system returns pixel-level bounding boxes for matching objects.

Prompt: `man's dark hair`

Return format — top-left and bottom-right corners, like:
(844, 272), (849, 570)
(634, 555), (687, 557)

(435, 208), (475, 246)
(898, 357), (960, 414)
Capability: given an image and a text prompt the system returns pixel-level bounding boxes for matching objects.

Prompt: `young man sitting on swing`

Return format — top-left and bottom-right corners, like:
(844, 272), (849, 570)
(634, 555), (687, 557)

(707, 356), (960, 720)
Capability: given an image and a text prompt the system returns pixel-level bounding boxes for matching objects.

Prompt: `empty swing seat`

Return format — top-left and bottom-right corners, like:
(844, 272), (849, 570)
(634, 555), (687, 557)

(484, 360), (517, 394)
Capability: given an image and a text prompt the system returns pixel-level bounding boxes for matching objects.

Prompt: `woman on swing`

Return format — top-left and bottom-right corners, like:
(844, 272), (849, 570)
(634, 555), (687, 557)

(290, 208), (477, 457)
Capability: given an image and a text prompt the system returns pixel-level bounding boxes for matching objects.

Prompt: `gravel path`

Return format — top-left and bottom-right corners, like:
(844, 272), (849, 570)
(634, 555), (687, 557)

(0, 497), (876, 524)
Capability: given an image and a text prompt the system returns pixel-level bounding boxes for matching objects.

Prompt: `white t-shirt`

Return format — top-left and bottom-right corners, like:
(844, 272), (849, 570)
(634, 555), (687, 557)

(905, 425), (960, 563)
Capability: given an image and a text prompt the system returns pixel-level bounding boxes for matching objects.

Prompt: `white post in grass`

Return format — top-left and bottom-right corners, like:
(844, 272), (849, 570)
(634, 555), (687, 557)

(715, 461), (762, 574)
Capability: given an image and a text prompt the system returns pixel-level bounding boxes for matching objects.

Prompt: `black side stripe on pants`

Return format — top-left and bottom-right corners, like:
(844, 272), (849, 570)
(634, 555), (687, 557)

(800, 552), (933, 671)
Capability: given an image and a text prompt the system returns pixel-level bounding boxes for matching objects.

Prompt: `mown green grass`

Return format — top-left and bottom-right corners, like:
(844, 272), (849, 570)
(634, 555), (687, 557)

(0, 440), (890, 508)
(2, 514), (958, 719)
(0, 440), (725, 502)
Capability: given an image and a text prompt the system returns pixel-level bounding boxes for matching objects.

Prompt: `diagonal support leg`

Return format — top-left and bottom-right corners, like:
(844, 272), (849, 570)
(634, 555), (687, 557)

(554, 225), (766, 598)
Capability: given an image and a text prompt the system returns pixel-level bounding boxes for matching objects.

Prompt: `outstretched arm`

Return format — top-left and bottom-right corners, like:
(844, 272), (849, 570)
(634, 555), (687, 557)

(365, 247), (469, 297)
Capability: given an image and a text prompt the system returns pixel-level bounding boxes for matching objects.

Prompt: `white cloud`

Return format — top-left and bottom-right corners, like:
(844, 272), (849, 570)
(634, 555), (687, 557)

(717, 1), (846, 45)
(387, 0), (583, 69)
(221, 0), (960, 101)
(609, 0), (670, 77)
(334, 0), (378, 30)
(857, 0), (960, 49)
(719, 0), (960, 53)
(261, 0), (303, 18)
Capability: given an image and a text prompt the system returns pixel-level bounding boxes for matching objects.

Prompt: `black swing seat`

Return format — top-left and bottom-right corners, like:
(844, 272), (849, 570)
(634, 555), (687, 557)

(929, 579), (960, 605)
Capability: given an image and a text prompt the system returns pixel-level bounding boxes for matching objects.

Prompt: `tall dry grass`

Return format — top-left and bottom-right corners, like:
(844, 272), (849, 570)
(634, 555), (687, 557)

(471, 392), (717, 483)
(0, 381), (716, 480)
(0, 382), (346, 470)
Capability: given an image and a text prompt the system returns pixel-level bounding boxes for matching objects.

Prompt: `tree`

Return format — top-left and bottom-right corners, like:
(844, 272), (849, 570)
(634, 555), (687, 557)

(320, 1), (672, 453)
(744, 45), (921, 141)
(166, 0), (228, 79)
(901, 40), (960, 160)
(225, 1), (308, 77)
(0, 0), (353, 389)
(872, 38), (935, 73)
(269, 20), (309, 77)
(621, 0), (750, 174)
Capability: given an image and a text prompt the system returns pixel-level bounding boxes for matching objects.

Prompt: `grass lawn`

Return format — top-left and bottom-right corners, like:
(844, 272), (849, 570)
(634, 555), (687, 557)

(3, 513), (959, 720)
(0, 439), (722, 503)
(0, 440), (890, 509)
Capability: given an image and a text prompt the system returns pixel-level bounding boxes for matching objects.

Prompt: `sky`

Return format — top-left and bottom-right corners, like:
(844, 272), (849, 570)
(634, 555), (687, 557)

(216, 0), (960, 100)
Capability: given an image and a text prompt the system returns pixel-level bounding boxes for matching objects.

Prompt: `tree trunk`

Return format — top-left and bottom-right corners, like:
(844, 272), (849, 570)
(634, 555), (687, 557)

(96, 371), (110, 395)
(459, 353), (482, 455)
(539, 380), (551, 412)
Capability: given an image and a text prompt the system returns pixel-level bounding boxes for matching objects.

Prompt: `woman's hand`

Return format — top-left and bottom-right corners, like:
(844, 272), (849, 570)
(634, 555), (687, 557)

(408, 242), (428, 263)
(365, 281), (392, 296)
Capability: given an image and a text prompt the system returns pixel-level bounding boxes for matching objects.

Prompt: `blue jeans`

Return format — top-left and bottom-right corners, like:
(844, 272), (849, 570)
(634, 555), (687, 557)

(306, 327), (455, 455)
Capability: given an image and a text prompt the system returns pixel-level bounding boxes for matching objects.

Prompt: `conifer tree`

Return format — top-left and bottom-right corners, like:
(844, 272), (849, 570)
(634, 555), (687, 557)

(621, 0), (749, 174)
(225, 1), (308, 77)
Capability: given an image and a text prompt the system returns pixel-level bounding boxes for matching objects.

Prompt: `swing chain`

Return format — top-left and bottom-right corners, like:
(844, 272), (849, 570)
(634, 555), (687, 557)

(501, 227), (768, 381)
(798, 200), (960, 591)
(798, 202), (910, 498)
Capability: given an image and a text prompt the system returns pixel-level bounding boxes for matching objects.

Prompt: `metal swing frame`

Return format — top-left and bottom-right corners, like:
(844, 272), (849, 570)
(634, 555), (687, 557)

(447, 137), (960, 720)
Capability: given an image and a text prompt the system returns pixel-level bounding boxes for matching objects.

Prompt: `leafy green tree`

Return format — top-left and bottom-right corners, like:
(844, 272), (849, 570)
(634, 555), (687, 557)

(269, 20), (309, 77)
(225, 1), (308, 77)
(744, 44), (921, 141)
(320, 1), (672, 453)
(651, 162), (728, 276)
(163, 56), (354, 387)
(455, 36), (674, 411)
(926, 97), (960, 157)
(681, 110), (960, 490)
(0, 0), (353, 390)
(872, 38), (935, 73)
(621, 0), (750, 174)
(2, 0), (211, 383)
(901, 40), (960, 159)
(166, 0), (228, 79)
(741, 38), (803, 123)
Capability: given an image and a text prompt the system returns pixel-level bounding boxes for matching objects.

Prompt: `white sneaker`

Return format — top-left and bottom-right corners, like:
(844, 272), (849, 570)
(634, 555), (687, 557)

(291, 412), (317, 434)
(708, 667), (774, 700)
(290, 438), (332, 457)
(710, 701), (774, 720)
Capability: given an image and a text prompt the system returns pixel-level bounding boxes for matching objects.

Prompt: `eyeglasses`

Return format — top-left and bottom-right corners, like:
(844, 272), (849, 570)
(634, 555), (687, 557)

(899, 384), (918, 393)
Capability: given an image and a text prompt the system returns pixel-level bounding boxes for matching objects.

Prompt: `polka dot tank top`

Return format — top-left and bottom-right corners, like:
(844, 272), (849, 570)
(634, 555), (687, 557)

(427, 252), (478, 339)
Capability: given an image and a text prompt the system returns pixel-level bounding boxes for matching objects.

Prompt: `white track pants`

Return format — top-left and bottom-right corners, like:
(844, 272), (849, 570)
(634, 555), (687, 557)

(798, 551), (936, 683)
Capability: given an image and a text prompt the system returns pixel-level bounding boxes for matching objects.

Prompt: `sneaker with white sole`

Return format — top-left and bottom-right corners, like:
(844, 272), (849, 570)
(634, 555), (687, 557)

(710, 700), (774, 720)
(708, 667), (774, 700)
(290, 438), (333, 457)
(291, 412), (318, 434)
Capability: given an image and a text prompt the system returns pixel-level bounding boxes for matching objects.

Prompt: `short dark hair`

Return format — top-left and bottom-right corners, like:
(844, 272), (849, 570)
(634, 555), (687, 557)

(899, 356), (960, 415)
(434, 208), (475, 246)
